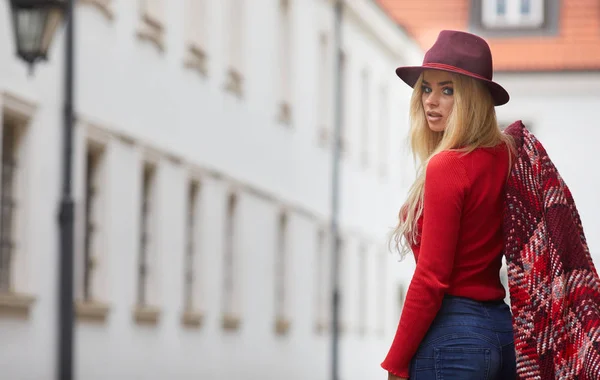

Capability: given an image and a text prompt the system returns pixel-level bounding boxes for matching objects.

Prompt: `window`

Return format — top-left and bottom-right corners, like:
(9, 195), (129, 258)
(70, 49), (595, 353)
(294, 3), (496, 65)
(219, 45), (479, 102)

(181, 179), (204, 328)
(222, 192), (241, 330)
(224, 0), (244, 97)
(482, 0), (544, 29)
(337, 235), (348, 333)
(184, 0), (208, 75)
(0, 94), (35, 317)
(339, 51), (349, 154)
(378, 85), (390, 178)
(376, 250), (387, 335)
(0, 92), (36, 318)
(136, 0), (166, 51)
(317, 32), (332, 146)
(138, 163), (154, 306)
(497, 0), (507, 15)
(520, 0), (531, 15)
(74, 139), (111, 322)
(314, 226), (329, 334)
(360, 69), (370, 167)
(0, 120), (20, 293)
(133, 161), (160, 324)
(274, 211), (291, 335)
(357, 242), (368, 336)
(183, 180), (200, 310)
(366, 243), (378, 334)
(277, 0), (293, 125)
(81, 144), (105, 302)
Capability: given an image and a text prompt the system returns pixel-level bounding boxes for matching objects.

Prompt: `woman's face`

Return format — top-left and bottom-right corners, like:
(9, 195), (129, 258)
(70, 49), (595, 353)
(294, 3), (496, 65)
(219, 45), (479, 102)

(421, 70), (455, 132)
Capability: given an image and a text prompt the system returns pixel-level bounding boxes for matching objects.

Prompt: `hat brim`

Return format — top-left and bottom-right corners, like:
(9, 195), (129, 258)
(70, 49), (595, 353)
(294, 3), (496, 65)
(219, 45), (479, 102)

(395, 66), (510, 106)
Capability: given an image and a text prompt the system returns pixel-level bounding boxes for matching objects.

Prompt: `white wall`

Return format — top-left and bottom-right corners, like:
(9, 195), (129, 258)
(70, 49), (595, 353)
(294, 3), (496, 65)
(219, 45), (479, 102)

(0, 0), (421, 379)
(496, 72), (600, 265)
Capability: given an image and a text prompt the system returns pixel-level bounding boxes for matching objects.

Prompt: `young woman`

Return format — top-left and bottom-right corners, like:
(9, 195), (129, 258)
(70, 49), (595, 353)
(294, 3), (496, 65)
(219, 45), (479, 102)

(381, 30), (517, 380)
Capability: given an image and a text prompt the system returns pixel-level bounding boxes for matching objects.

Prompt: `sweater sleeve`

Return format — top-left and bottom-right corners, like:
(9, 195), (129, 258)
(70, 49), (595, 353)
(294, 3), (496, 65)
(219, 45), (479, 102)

(381, 152), (470, 378)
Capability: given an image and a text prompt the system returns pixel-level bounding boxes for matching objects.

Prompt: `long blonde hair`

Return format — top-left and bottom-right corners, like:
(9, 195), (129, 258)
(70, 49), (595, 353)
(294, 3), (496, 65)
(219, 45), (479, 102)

(390, 71), (514, 259)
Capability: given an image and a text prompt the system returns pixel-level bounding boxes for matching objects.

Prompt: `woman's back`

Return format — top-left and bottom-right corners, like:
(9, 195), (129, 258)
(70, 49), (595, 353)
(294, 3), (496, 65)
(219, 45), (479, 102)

(424, 143), (510, 302)
(411, 143), (510, 302)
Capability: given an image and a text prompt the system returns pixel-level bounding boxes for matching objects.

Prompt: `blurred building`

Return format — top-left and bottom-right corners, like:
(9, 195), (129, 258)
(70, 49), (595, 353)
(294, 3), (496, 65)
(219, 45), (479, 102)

(379, 0), (600, 264)
(0, 0), (422, 379)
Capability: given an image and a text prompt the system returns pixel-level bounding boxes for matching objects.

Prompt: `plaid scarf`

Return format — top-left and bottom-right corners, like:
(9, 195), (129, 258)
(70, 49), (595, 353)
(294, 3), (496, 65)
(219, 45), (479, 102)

(503, 121), (600, 379)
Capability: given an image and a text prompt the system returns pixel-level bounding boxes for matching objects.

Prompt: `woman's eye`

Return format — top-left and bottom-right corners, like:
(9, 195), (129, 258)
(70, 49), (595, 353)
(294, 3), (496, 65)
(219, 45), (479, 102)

(443, 87), (454, 95)
(422, 86), (432, 93)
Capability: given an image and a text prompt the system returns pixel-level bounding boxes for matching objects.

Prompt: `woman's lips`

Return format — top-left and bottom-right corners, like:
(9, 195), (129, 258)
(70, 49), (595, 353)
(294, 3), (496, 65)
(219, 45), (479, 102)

(426, 111), (442, 123)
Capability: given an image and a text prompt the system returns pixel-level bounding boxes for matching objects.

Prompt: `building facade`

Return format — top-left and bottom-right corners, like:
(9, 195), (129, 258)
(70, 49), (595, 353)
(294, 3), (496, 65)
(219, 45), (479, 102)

(0, 0), (422, 379)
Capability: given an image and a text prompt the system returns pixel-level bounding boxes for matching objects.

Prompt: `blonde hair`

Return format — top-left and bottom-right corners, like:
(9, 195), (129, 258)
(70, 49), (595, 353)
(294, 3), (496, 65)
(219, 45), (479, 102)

(390, 71), (514, 259)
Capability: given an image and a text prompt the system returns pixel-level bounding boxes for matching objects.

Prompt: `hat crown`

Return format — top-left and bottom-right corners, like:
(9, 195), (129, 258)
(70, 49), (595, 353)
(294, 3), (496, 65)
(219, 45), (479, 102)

(423, 30), (494, 81)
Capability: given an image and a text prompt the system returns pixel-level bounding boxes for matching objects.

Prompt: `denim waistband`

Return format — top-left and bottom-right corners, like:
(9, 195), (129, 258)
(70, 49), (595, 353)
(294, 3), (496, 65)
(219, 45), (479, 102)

(434, 294), (513, 332)
(443, 294), (506, 306)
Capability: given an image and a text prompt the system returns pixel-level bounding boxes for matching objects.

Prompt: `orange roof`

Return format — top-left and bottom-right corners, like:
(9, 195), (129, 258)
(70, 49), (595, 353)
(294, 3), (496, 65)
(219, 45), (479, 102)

(376, 0), (600, 71)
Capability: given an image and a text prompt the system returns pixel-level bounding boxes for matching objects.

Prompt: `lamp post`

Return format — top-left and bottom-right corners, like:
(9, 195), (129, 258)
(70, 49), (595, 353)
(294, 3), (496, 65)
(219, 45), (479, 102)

(330, 1), (343, 380)
(7, 1), (75, 380)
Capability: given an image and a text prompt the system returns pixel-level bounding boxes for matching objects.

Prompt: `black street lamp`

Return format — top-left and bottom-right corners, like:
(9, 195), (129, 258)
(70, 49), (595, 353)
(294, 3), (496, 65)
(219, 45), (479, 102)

(7, 1), (75, 380)
(8, 0), (66, 67)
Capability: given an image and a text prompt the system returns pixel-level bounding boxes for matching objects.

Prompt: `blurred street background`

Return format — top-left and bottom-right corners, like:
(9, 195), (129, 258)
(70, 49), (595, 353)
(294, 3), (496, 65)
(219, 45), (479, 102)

(0, 0), (598, 379)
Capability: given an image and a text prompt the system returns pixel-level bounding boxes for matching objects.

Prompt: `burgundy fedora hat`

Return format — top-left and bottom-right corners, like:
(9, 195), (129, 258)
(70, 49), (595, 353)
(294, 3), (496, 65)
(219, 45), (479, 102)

(396, 30), (509, 106)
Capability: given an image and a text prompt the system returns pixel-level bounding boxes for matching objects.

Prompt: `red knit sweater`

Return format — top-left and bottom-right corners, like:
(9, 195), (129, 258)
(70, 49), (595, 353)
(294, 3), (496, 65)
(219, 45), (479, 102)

(381, 144), (510, 378)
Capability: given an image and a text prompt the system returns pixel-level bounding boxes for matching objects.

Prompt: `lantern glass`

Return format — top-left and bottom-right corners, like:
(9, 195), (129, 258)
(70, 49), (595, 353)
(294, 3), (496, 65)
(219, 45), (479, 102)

(9, 0), (66, 64)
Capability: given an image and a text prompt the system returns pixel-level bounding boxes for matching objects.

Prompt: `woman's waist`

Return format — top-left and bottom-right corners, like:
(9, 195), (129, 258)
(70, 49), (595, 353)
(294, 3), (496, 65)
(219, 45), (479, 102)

(432, 294), (513, 331)
(446, 280), (506, 302)
(442, 294), (506, 308)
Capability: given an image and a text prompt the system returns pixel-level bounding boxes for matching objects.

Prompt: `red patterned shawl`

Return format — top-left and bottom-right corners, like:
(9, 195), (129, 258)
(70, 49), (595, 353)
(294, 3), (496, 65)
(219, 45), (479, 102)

(503, 121), (600, 379)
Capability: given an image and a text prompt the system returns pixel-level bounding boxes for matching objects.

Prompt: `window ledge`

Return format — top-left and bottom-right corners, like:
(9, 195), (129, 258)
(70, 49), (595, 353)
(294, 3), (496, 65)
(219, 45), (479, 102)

(277, 102), (292, 126)
(340, 138), (349, 156)
(379, 164), (388, 179)
(318, 127), (330, 148)
(360, 153), (369, 169)
(75, 300), (110, 323)
(136, 17), (165, 52)
(79, 0), (114, 21)
(181, 310), (204, 329)
(0, 292), (36, 318)
(133, 305), (161, 325)
(184, 44), (208, 76)
(224, 68), (243, 98)
(2, 91), (37, 123)
(221, 313), (241, 331)
(314, 320), (327, 335)
(274, 316), (291, 336)
(323, 134), (348, 155)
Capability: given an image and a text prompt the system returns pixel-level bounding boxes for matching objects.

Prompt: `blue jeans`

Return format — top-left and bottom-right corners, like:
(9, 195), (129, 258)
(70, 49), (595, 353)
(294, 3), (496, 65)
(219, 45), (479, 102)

(409, 295), (516, 380)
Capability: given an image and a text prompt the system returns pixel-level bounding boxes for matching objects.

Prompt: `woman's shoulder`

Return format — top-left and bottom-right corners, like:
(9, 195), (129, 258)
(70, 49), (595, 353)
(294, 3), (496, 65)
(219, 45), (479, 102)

(424, 152), (471, 197)
(427, 150), (467, 170)
(432, 143), (508, 163)
(426, 151), (470, 184)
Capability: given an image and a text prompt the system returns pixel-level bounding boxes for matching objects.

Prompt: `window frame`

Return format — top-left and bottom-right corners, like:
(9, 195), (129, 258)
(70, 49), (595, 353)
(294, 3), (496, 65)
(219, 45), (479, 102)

(470, 0), (558, 37)
(481, 0), (544, 29)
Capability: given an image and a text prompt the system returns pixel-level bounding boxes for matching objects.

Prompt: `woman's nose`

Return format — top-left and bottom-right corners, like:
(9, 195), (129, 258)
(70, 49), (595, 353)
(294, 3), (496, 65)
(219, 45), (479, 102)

(425, 92), (439, 106)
